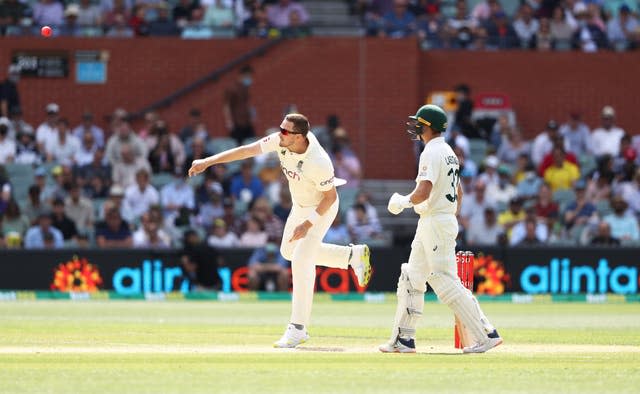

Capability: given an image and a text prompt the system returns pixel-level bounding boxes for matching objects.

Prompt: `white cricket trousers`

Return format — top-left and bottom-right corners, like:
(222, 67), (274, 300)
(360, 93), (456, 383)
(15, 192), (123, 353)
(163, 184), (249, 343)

(280, 199), (352, 327)
(406, 214), (459, 292)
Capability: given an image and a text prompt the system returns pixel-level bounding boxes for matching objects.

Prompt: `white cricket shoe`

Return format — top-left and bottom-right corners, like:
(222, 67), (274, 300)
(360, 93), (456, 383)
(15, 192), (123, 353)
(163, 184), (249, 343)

(273, 324), (310, 348)
(349, 244), (372, 287)
(378, 337), (416, 353)
(463, 330), (503, 353)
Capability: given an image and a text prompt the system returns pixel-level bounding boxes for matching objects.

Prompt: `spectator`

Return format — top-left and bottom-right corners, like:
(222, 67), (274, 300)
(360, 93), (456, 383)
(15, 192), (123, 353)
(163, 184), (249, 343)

(471, 0), (499, 24)
(619, 168), (640, 217)
(50, 197), (78, 242)
(173, 0), (198, 28)
(160, 167), (195, 221)
(516, 218), (544, 245)
(417, 5), (447, 48)
(571, 2), (608, 52)
(486, 165), (517, 206)
(484, 10), (519, 49)
(46, 118), (81, 165)
(281, 8), (312, 38)
(24, 211), (64, 249)
(242, 3), (276, 38)
(603, 196), (639, 242)
(60, 4), (82, 36)
(534, 182), (559, 224)
(181, 229), (221, 291)
(459, 180), (493, 230)
(112, 143), (152, 189)
(230, 159), (264, 203)
(77, 0), (102, 27)
(74, 129), (98, 167)
(122, 169), (159, 223)
(348, 203), (383, 243)
(454, 145), (477, 178)
(179, 108), (205, 143)
(498, 197), (526, 240)
(488, 114), (512, 151)
(466, 206), (503, 246)
(548, 5), (573, 49)
(148, 132), (178, 174)
(8, 107), (33, 143)
(64, 183), (94, 232)
(445, 0), (477, 49)
(323, 213), (351, 245)
(452, 83), (476, 139)
(543, 147), (580, 192)
(203, 0), (234, 30)
(72, 111), (104, 148)
(1, 199), (30, 242)
(35, 103), (59, 153)
(105, 120), (147, 166)
(99, 184), (126, 220)
(197, 184), (224, 228)
(223, 64), (256, 146)
(23, 184), (46, 225)
(76, 147), (111, 198)
(591, 106), (625, 159)
(510, 203), (548, 245)
(33, 0), (64, 27)
(247, 242), (290, 291)
(515, 157), (540, 194)
(273, 187), (292, 223)
(346, 191), (380, 229)
(532, 17), (553, 51)
(331, 145), (362, 190)
(266, 0), (309, 29)
(14, 126), (41, 166)
(607, 4), (639, 50)
(497, 129), (530, 166)
(531, 119), (562, 167)
(207, 217), (239, 247)
(249, 196), (284, 244)
(585, 168), (614, 204)
(95, 205), (132, 248)
(0, 0), (29, 37)
(148, 3), (179, 36)
(132, 212), (171, 248)
(220, 197), (243, 235)
(559, 111), (590, 157)
(1, 65), (21, 118)
(239, 216), (268, 247)
(477, 155), (500, 188)
(513, 4), (540, 48)
(537, 135), (578, 177)
(563, 180), (596, 230)
(590, 221), (621, 246)
(42, 165), (71, 204)
(379, 0), (416, 38)
(0, 122), (16, 164)
(105, 13), (134, 37)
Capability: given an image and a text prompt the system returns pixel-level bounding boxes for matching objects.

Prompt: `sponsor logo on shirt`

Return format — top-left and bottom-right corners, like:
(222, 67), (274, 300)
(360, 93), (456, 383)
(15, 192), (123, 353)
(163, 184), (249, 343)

(319, 176), (334, 186)
(281, 166), (300, 181)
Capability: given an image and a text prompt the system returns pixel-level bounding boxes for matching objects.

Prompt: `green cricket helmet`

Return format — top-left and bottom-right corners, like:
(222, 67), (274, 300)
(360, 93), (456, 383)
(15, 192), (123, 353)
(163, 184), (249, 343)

(407, 104), (448, 139)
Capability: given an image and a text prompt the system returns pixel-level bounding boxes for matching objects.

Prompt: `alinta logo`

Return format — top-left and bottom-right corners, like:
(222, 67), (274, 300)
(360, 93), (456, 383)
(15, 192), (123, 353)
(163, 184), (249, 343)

(473, 254), (511, 296)
(51, 255), (103, 292)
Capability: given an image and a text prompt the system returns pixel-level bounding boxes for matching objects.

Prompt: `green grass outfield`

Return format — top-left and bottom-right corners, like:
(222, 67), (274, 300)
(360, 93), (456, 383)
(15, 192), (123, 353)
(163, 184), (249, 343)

(1, 300), (639, 394)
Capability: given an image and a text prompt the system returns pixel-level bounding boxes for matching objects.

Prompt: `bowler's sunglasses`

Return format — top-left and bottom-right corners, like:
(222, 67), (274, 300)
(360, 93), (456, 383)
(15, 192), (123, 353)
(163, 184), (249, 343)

(280, 127), (302, 136)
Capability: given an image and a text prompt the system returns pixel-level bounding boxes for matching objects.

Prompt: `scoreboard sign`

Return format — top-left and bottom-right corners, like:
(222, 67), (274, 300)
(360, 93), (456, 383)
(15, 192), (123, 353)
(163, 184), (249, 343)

(12, 50), (69, 78)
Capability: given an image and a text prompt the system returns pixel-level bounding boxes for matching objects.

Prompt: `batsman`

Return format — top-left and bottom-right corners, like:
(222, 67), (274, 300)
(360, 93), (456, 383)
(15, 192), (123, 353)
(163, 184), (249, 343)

(379, 104), (502, 354)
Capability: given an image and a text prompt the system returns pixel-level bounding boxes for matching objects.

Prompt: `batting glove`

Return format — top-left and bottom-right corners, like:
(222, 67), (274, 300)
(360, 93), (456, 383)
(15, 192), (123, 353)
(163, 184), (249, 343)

(388, 193), (413, 215)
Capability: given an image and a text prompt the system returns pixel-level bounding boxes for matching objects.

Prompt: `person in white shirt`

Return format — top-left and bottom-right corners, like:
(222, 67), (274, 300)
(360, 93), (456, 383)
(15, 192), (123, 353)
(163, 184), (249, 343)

(74, 129), (99, 167)
(35, 103), (60, 152)
(123, 169), (160, 223)
(132, 212), (171, 248)
(188, 112), (371, 348)
(531, 120), (564, 166)
(46, 118), (81, 165)
(380, 104), (501, 354)
(591, 105), (625, 158)
(207, 218), (239, 248)
(0, 122), (16, 164)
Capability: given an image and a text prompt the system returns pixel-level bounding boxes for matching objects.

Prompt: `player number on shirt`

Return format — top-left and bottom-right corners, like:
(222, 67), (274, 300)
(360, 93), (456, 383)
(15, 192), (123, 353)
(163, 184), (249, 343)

(445, 167), (459, 203)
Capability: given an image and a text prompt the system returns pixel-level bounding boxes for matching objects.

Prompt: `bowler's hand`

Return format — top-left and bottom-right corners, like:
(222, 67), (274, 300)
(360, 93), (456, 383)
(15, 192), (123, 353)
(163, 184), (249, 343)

(388, 192), (411, 215)
(289, 221), (312, 242)
(188, 159), (208, 177)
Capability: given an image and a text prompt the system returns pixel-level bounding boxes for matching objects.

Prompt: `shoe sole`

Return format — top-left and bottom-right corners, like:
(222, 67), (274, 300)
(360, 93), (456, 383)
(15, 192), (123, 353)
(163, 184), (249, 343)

(273, 336), (310, 349)
(379, 346), (416, 354)
(463, 338), (503, 354)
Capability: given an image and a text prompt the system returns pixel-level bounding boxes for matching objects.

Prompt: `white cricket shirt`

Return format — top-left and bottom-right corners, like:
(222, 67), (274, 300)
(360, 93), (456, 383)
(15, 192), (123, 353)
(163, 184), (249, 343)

(259, 132), (335, 207)
(413, 136), (460, 216)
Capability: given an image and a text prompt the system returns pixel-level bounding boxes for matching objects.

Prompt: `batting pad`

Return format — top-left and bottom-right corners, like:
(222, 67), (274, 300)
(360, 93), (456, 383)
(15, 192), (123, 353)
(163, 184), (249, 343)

(427, 272), (487, 345)
(389, 263), (424, 341)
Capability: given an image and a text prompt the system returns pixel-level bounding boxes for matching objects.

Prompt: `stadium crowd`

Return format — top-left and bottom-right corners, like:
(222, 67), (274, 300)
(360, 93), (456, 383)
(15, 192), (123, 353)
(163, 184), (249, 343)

(0, 0), (638, 51)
